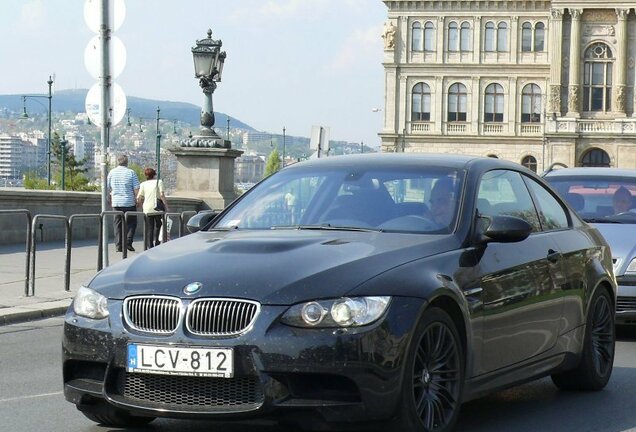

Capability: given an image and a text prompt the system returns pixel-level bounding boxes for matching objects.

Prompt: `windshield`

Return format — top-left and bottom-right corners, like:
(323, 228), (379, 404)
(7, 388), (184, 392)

(215, 165), (464, 234)
(546, 175), (636, 223)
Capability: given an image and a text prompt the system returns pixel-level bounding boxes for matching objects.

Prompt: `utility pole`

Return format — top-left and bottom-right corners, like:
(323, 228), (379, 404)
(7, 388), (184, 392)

(47, 76), (53, 185)
(156, 106), (162, 179)
(100, 0), (111, 268)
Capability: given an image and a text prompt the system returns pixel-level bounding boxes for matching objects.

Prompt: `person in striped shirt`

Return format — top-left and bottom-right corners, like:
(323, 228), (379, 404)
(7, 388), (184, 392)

(107, 155), (140, 252)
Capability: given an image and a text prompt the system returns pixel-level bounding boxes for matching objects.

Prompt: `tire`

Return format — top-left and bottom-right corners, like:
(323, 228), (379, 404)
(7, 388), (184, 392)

(551, 287), (615, 391)
(78, 403), (155, 427)
(386, 307), (465, 432)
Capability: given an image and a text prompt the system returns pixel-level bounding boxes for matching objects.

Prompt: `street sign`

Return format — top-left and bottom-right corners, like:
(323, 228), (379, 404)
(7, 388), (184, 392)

(85, 82), (127, 127)
(85, 35), (127, 80)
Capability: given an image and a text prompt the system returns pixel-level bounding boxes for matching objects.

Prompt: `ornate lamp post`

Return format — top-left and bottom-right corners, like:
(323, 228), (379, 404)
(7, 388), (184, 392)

(21, 76), (54, 183)
(184, 29), (227, 148)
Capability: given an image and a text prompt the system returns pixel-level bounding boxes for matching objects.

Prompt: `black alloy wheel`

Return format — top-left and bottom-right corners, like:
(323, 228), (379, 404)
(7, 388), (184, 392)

(590, 291), (614, 378)
(552, 288), (615, 391)
(387, 307), (464, 432)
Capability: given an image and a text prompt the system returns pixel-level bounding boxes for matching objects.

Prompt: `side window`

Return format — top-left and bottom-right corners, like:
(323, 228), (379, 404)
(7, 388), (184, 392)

(524, 177), (569, 230)
(477, 170), (541, 231)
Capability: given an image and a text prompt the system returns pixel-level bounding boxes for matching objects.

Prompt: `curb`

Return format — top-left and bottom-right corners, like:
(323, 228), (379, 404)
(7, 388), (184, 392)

(0, 302), (71, 326)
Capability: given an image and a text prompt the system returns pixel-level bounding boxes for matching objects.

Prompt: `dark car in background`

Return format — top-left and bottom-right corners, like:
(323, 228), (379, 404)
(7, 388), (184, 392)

(544, 167), (636, 325)
(63, 154), (616, 432)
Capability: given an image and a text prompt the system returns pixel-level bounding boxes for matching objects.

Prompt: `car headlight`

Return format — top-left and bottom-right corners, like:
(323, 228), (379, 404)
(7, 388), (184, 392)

(281, 296), (391, 328)
(626, 258), (636, 274)
(73, 286), (109, 319)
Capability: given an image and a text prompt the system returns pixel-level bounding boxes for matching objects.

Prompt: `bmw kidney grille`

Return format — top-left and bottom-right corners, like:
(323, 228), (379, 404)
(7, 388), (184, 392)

(123, 296), (260, 336)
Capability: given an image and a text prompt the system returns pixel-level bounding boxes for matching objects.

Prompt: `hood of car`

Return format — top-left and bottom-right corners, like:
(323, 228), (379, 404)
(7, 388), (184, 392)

(89, 229), (456, 304)
(592, 223), (636, 274)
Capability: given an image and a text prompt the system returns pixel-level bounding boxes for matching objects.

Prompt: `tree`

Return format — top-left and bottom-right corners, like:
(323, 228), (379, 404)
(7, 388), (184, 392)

(49, 132), (98, 191)
(23, 172), (55, 190)
(264, 149), (281, 177)
(129, 162), (146, 182)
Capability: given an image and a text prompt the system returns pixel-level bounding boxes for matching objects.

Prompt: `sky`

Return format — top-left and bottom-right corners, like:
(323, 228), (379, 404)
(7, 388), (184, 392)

(0, 0), (388, 147)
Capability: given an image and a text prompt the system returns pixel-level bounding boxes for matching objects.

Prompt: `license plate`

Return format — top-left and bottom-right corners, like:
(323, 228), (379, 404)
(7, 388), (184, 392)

(127, 344), (233, 378)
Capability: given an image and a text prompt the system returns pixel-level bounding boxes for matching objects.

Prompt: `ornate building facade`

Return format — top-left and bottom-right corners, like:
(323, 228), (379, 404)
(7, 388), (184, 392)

(380, 1), (636, 170)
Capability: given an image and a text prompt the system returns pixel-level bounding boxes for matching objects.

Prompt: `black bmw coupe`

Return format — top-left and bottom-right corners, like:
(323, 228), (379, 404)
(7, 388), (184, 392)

(63, 154), (616, 431)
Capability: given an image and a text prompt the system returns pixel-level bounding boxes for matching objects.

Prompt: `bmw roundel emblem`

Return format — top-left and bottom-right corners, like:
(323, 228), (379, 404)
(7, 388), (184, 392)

(183, 282), (202, 295)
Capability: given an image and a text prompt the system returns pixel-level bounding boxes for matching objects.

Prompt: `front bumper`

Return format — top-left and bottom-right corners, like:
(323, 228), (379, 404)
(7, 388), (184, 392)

(615, 276), (636, 324)
(63, 297), (423, 425)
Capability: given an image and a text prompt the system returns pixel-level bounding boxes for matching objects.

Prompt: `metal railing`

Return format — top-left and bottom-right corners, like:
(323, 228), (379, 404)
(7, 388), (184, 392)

(0, 209), (32, 296)
(29, 214), (70, 296)
(12, 210), (205, 296)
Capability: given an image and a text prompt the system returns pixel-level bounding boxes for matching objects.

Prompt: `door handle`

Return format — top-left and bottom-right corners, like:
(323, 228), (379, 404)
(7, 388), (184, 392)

(547, 249), (561, 263)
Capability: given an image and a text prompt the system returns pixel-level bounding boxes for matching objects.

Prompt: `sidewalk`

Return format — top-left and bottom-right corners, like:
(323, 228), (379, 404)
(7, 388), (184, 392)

(0, 238), (143, 325)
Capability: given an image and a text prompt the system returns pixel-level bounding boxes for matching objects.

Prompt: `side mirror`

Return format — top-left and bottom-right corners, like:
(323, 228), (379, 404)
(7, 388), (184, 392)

(186, 210), (221, 233)
(479, 215), (533, 244)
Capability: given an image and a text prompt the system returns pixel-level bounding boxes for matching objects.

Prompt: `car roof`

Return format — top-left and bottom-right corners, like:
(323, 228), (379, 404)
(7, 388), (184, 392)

(544, 167), (636, 179)
(284, 153), (528, 172)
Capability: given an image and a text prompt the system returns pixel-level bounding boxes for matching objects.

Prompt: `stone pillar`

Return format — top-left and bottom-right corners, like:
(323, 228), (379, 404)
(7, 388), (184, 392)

(169, 147), (243, 210)
(566, 8), (582, 118)
(437, 16), (445, 64)
(615, 9), (629, 117)
(473, 17), (482, 64)
(548, 8), (563, 115)
(510, 16), (519, 64)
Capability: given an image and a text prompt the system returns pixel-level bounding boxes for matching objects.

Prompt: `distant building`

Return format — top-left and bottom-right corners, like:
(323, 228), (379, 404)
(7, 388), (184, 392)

(235, 154), (265, 183)
(381, 2), (636, 169)
(0, 135), (25, 179)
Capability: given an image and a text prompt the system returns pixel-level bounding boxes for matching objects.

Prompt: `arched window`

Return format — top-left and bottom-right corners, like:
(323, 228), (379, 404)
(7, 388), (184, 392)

(448, 83), (467, 122)
(448, 22), (459, 51)
(522, 155), (537, 172)
(424, 22), (435, 51)
(583, 43), (614, 112)
(581, 149), (611, 167)
(521, 22), (532, 52)
(485, 22), (496, 51)
(534, 22), (545, 51)
(521, 84), (542, 123)
(460, 22), (471, 52)
(497, 22), (508, 52)
(412, 22), (423, 51)
(484, 83), (504, 122)
(412, 83), (431, 121)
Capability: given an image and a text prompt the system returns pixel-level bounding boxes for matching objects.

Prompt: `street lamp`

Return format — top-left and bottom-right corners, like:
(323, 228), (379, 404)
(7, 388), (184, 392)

(60, 136), (68, 190)
(128, 108), (179, 179)
(186, 29), (227, 148)
(282, 127), (286, 167)
(21, 76), (54, 184)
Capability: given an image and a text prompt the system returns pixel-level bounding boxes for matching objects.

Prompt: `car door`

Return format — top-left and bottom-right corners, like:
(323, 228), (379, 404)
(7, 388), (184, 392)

(475, 170), (563, 374)
(524, 175), (587, 333)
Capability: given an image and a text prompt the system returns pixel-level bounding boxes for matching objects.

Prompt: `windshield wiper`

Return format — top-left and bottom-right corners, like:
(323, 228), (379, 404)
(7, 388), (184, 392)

(271, 224), (383, 233)
(583, 217), (624, 224)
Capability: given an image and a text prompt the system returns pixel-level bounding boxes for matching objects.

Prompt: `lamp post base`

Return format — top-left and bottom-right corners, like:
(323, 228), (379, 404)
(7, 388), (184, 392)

(182, 128), (230, 148)
(169, 146), (243, 210)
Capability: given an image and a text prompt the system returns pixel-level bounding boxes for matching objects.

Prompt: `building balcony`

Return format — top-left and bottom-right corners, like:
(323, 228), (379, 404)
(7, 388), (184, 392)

(554, 118), (636, 134)
(445, 122), (468, 134)
(520, 124), (543, 135)
(409, 122), (433, 134)
(481, 123), (505, 134)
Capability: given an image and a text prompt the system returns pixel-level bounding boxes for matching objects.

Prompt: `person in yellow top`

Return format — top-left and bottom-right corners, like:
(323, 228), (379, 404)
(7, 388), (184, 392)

(136, 168), (169, 249)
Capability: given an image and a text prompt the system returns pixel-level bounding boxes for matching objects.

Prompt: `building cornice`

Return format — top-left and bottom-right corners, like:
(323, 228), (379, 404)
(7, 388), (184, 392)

(383, 1), (552, 12)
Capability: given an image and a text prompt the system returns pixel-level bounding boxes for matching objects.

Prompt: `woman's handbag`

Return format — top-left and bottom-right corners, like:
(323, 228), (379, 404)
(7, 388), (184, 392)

(154, 179), (165, 212)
